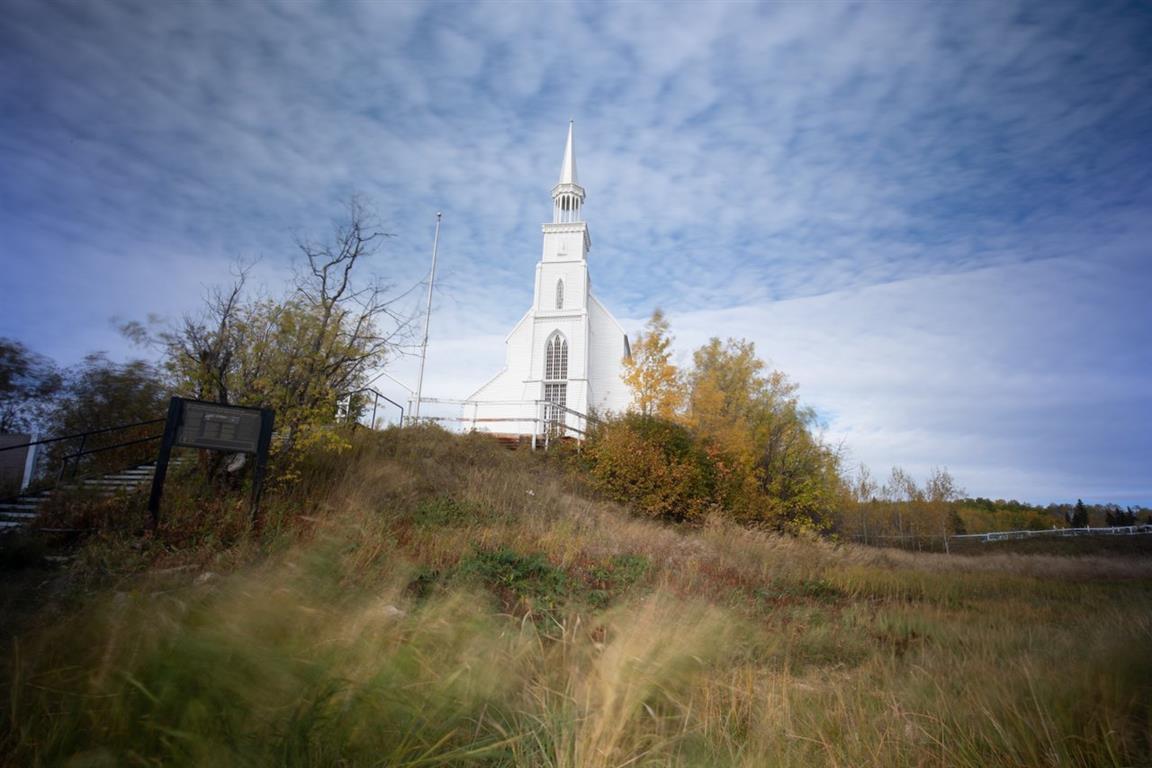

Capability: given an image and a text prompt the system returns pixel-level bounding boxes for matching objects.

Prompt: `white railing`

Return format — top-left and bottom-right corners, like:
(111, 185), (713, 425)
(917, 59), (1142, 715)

(405, 397), (598, 449)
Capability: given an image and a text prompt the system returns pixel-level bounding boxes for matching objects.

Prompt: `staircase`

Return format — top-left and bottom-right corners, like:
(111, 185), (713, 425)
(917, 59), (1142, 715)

(0, 460), (183, 533)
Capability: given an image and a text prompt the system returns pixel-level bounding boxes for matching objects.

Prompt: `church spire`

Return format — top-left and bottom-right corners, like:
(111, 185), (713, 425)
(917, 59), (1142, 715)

(552, 121), (585, 224)
(558, 120), (578, 186)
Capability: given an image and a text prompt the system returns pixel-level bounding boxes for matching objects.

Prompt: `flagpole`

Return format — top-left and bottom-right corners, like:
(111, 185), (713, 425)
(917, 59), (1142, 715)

(412, 212), (442, 424)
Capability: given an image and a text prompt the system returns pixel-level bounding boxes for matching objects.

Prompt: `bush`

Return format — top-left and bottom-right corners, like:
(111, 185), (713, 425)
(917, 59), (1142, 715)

(583, 414), (719, 523)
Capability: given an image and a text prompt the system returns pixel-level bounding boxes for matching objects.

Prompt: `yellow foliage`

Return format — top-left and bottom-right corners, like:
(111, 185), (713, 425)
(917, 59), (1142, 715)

(584, 415), (718, 523)
(617, 317), (844, 532)
(621, 309), (684, 419)
(687, 337), (842, 531)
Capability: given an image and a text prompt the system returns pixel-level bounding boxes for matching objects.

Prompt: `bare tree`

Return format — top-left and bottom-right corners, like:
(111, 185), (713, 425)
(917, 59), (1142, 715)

(126, 198), (418, 459)
(852, 463), (878, 544)
(883, 466), (921, 546)
(289, 197), (416, 403)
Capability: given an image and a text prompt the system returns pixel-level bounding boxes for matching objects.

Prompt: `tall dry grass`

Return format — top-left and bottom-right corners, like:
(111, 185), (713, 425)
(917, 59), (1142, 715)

(2, 426), (1150, 766)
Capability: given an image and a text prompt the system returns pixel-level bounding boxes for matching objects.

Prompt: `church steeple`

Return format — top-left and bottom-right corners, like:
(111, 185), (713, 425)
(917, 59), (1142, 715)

(558, 121), (578, 186)
(552, 121), (585, 223)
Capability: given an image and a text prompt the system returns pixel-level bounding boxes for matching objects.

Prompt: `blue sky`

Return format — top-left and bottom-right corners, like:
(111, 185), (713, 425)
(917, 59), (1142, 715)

(1, 0), (1150, 504)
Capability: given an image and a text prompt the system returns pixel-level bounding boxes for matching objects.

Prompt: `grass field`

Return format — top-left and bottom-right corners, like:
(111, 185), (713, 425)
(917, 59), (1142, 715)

(2, 428), (1150, 766)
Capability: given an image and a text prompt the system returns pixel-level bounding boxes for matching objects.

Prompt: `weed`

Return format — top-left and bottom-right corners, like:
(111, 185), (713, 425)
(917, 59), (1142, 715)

(757, 577), (845, 604)
(585, 553), (650, 608)
(410, 495), (494, 528)
(456, 548), (569, 614)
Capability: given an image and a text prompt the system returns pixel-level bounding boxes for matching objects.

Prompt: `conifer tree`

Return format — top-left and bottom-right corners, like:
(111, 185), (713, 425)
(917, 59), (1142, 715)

(1070, 499), (1089, 528)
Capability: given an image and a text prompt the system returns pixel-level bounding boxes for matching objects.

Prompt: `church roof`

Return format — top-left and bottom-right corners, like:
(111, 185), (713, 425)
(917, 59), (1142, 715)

(558, 120), (578, 186)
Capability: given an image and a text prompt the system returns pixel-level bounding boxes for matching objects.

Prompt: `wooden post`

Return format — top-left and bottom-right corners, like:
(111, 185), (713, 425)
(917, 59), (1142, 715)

(250, 407), (275, 523)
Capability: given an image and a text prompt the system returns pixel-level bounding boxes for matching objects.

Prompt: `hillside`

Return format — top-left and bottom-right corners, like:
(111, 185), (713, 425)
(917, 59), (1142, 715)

(2, 428), (1151, 767)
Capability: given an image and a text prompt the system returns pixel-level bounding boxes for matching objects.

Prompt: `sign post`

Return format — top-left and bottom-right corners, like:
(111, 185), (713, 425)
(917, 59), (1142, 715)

(148, 397), (275, 528)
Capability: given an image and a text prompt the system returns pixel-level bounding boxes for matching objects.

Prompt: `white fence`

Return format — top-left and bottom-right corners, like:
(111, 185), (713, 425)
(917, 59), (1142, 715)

(407, 397), (597, 448)
(950, 525), (1152, 543)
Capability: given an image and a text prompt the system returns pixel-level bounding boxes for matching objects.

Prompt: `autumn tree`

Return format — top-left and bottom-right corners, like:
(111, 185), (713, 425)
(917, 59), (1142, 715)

(688, 339), (767, 451)
(687, 337), (842, 531)
(593, 323), (844, 531)
(621, 309), (684, 418)
(925, 466), (964, 552)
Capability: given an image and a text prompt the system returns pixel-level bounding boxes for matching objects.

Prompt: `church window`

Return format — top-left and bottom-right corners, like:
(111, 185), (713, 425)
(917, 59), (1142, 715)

(545, 333), (568, 380)
(543, 333), (568, 426)
(556, 279), (564, 309)
(544, 383), (567, 410)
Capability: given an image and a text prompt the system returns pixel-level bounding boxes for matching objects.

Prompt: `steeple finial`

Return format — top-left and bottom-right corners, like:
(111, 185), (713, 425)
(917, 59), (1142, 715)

(552, 121), (585, 224)
(558, 120), (578, 186)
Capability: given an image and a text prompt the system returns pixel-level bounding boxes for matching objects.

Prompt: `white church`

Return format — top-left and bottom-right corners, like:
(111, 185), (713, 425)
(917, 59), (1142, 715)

(465, 122), (631, 439)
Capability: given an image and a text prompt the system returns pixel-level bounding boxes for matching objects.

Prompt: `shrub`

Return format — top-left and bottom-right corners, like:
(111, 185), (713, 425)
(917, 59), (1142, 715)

(583, 414), (719, 523)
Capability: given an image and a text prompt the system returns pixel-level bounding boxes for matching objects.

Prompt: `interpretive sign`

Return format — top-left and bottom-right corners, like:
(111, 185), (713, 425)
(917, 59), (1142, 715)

(177, 402), (265, 453)
(148, 397), (274, 527)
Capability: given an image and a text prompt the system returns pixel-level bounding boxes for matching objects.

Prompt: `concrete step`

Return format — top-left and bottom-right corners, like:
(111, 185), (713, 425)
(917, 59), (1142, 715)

(0, 507), (41, 516)
(0, 459), (193, 532)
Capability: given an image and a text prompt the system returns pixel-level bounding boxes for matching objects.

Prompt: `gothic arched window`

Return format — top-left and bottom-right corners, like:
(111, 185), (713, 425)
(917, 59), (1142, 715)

(555, 279), (564, 309)
(545, 333), (568, 381)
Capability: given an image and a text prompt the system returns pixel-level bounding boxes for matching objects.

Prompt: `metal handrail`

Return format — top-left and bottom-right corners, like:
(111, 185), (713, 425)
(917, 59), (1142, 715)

(341, 387), (404, 427)
(0, 418), (166, 499)
(64, 433), (165, 461)
(421, 412), (588, 437)
(543, 401), (603, 426)
(415, 398), (597, 450)
(0, 417), (165, 453)
(414, 397), (602, 426)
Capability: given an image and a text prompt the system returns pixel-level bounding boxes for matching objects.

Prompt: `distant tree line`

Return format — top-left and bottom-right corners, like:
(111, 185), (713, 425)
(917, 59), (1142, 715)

(835, 464), (966, 550)
(837, 480), (1150, 543)
(955, 496), (1149, 531)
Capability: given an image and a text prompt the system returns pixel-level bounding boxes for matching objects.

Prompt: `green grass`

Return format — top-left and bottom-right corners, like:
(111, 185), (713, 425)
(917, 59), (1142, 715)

(2, 427), (1150, 766)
